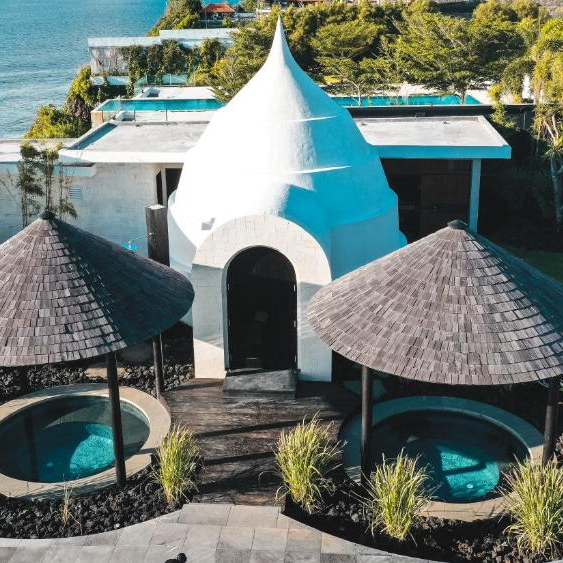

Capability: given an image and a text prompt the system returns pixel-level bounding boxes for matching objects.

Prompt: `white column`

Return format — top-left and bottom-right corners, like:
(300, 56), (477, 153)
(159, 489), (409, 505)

(469, 159), (482, 232)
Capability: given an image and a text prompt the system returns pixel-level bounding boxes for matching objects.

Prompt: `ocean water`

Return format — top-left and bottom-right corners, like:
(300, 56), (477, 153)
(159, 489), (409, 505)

(0, 0), (166, 139)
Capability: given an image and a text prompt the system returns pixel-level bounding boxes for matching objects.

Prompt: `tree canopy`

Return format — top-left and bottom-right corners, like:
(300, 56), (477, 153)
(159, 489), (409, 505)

(393, 11), (525, 101)
(149, 0), (203, 34)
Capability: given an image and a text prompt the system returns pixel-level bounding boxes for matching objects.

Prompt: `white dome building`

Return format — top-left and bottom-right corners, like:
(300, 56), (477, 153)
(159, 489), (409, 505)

(168, 19), (406, 381)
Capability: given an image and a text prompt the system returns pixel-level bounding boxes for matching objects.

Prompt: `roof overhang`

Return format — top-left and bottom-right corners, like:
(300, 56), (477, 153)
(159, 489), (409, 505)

(59, 115), (511, 165)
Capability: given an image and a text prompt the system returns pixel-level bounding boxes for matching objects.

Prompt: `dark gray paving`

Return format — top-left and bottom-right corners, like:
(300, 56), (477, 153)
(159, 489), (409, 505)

(164, 380), (359, 505)
(0, 503), (430, 563)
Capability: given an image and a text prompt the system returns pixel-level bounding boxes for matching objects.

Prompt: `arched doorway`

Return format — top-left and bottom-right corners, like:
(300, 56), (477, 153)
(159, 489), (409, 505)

(227, 247), (297, 371)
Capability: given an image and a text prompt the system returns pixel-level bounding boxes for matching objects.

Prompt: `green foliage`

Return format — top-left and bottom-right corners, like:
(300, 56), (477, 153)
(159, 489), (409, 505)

(67, 66), (99, 115)
(393, 11), (525, 101)
(504, 246), (563, 283)
(503, 459), (563, 557)
(124, 41), (200, 92)
(209, 2), (406, 102)
(312, 20), (382, 59)
(362, 452), (430, 542)
(274, 414), (342, 515)
(26, 105), (87, 140)
(154, 425), (200, 505)
(312, 19), (385, 103)
(16, 142), (43, 227)
(405, 0), (437, 14)
(0, 142), (77, 227)
(150, 0), (202, 34)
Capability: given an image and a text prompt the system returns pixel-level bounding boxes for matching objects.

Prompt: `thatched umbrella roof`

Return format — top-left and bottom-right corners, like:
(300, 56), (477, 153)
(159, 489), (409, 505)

(0, 210), (194, 367)
(308, 220), (563, 386)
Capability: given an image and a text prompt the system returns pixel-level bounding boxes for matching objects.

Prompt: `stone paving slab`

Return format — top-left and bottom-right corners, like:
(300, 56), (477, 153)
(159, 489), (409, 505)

(0, 503), (434, 562)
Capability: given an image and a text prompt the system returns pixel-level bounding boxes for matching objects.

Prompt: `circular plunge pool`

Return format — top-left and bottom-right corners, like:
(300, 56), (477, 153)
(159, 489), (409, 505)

(341, 397), (540, 507)
(369, 410), (528, 502)
(0, 396), (150, 483)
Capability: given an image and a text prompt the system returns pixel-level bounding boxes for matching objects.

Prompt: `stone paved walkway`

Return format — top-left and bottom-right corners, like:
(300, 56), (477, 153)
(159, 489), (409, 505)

(0, 503), (430, 563)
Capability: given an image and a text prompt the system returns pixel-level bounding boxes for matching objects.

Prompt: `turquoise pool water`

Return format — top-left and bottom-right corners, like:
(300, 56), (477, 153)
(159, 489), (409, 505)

(0, 396), (149, 483)
(97, 93), (480, 113)
(370, 411), (527, 502)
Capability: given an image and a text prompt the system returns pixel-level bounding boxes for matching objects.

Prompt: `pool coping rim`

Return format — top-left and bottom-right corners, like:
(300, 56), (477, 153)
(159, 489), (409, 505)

(341, 395), (544, 521)
(0, 383), (171, 500)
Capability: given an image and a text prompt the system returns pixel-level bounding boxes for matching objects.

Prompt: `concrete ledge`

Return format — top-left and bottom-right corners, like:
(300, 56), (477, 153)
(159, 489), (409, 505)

(223, 369), (297, 396)
(341, 395), (544, 521)
(0, 384), (170, 499)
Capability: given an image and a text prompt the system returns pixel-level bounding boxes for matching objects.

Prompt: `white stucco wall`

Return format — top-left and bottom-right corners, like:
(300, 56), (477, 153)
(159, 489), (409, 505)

(0, 171), (23, 242)
(0, 163), (159, 254)
(190, 215), (333, 382)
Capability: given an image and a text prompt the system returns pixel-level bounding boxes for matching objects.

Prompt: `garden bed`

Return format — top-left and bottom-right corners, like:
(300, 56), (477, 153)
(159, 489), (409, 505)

(0, 463), (188, 539)
(283, 471), (550, 563)
(0, 324), (195, 538)
(0, 323), (194, 405)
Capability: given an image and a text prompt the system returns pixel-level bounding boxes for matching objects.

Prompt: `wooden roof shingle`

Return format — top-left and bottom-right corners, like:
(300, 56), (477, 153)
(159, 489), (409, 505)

(308, 220), (563, 386)
(0, 211), (194, 367)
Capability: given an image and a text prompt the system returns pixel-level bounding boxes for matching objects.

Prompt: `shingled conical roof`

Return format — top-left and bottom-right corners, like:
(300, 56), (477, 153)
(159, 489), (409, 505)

(0, 211), (194, 367)
(309, 220), (563, 386)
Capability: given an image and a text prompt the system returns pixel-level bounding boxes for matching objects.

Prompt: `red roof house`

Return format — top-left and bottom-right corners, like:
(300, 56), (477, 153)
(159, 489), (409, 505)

(202, 3), (236, 16)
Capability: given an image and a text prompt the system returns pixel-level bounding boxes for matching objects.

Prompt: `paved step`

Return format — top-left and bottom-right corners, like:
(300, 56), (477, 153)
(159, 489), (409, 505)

(0, 503), (430, 562)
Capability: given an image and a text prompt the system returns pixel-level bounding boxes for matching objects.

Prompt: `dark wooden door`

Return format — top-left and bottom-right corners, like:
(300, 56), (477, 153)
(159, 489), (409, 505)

(227, 247), (297, 371)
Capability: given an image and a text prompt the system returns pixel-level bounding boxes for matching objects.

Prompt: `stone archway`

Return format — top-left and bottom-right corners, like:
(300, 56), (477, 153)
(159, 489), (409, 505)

(191, 215), (332, 381)
(226, 246), (297, 371)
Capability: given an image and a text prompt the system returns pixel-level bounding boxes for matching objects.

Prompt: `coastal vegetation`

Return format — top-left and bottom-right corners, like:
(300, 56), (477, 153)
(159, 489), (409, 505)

(27, 66), (119, 139)
(27, 0), (554, 131)
(149, 0), (204, 34)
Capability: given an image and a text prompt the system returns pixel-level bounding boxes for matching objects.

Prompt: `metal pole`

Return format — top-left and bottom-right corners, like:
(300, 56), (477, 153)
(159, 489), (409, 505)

(543, 375), (561, 464)
(152, 334), (165, 399)
(361, 366), (373, 486)
(107, 352), (126, 487)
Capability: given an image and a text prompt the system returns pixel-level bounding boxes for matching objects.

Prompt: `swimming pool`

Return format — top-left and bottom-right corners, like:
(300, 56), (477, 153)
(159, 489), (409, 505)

(96, 93), (480, 113)
(0, 396), (150, 483)
(368, 411), (527, 502)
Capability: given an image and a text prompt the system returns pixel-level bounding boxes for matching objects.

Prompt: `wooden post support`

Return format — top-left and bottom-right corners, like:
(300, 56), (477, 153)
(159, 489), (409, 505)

(145, 204), (169, 398)
(107, 352), (126, 487)
(152, 335), (165, 399)
(543, 375), (561, 464)
(17, 366), (29, 394)
(145, 204), (170, 266)
(361, 365), (373, 486)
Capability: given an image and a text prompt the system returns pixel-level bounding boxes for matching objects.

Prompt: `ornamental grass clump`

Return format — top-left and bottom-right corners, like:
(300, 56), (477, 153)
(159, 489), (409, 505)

(275, 414), (342, 514)
(154, 425), (200, 505)
(503, 459), (563, 557)
(60, 483), (74, 527)
(362, 452), (430, 542)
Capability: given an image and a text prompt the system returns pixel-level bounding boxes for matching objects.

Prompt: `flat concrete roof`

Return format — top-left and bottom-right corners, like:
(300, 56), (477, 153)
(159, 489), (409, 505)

(88, 29), (237, 49)
(0, 139), (73, 164)
(59, 115), (511, 165)
(358, 116), (510, 159)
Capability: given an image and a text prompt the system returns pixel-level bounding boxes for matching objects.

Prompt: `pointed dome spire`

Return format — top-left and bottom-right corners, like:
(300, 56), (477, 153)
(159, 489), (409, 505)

(224, 17), (352, 122)
(267, 17), (294, 68)
(169, 16), (405, 278)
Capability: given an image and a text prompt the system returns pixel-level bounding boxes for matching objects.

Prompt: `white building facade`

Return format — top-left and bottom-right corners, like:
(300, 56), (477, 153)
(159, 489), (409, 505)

(168, 20), (406, 381)
(0, 25), (512, 384)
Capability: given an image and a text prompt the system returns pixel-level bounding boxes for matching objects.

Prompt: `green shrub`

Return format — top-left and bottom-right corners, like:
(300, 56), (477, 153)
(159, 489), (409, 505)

(362, 452), (430, 542)
(26, 105), (88, 139)
(503, 459), (563, 557)
(275, 414), (342, 514)
(154, 425), (200, 504)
